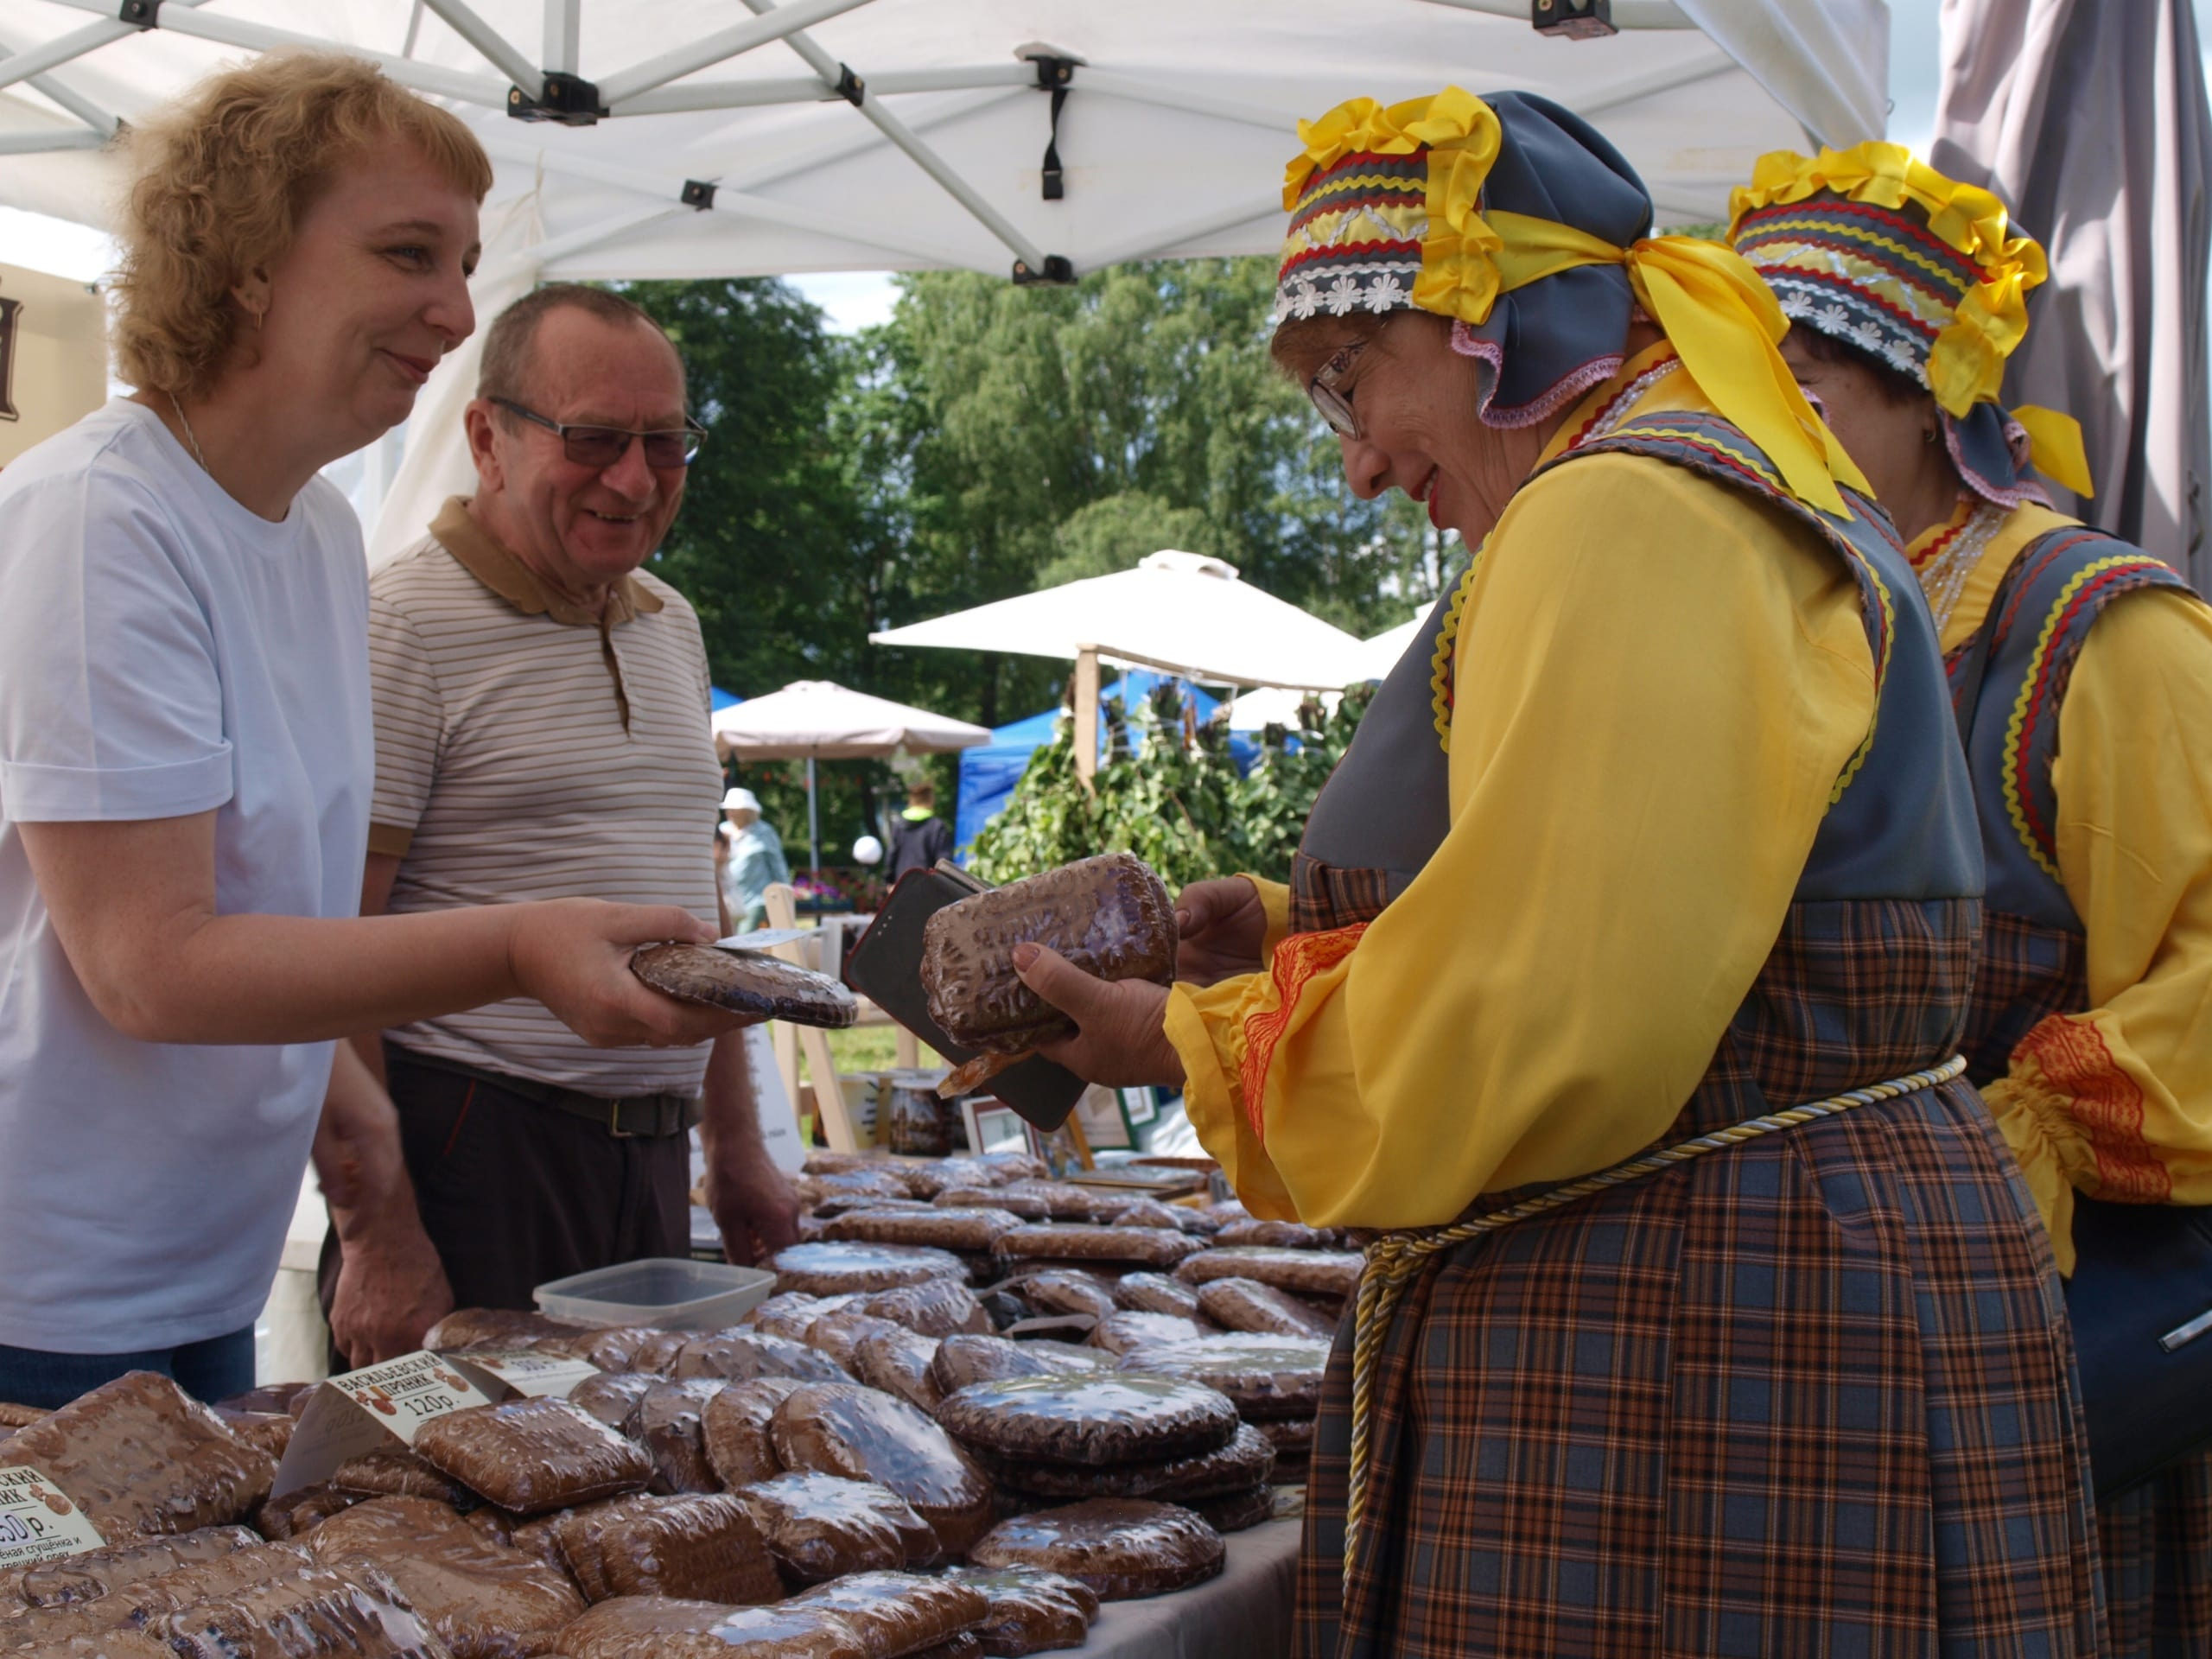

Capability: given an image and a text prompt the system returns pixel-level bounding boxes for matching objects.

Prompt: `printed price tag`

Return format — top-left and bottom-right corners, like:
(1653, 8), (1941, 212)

(270, 1350), (499, 1497)
(0, 1467), (105, 1567)
(329, 1351), (497, 1438)
(446, 1349), (601, 1400)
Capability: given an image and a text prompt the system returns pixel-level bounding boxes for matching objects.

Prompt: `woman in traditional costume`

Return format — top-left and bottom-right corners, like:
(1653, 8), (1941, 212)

(1014, 90), (2103, 1655)
(1732, 143), (2212, 1659)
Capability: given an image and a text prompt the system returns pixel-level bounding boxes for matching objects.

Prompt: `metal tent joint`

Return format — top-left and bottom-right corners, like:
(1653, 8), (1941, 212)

(832, 63), (864, 106)
(1011, 254), (1075, 286)
(509, 70), (606, 125)
(680, 178), (717, 210)
(116, 0), (160, 29)
(1532, 0), (1617, 38)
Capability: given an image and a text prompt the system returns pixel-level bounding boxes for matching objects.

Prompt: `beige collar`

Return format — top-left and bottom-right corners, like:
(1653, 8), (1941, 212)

(430, 496), (664, 628)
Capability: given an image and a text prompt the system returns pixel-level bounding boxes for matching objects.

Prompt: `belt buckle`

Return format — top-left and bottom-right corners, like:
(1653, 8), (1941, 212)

(608, 1097), (636, 1140)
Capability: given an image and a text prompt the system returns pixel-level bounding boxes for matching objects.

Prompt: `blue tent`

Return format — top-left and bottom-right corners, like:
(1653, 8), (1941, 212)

(710, 686), (742, 712)
(956, 672), (1259, 853)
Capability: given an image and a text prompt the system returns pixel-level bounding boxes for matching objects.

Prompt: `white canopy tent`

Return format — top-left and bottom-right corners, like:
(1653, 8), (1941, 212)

(711, 677), (988, 870)
(0, 2), (1888, 275)
(0, 0), (1887, 551)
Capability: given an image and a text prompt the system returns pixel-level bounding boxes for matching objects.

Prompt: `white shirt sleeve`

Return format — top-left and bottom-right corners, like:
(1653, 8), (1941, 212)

(0, 467), (233, 821)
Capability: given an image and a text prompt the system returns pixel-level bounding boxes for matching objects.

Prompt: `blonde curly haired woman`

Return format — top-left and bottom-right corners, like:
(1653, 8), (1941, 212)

(0, 54), (741, 1406)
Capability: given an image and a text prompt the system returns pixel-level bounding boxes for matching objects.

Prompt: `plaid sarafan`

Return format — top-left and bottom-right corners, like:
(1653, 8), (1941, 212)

(1294, 903), (2104, 1659)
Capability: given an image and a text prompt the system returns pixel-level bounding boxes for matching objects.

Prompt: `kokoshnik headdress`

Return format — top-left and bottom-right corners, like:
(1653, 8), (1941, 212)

(1728, 142), (2094, 506)
(1275, 86), (1869, 516)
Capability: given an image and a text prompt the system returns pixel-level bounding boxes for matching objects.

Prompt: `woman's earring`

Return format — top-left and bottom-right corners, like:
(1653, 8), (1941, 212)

(1923, 425), (1939, 446)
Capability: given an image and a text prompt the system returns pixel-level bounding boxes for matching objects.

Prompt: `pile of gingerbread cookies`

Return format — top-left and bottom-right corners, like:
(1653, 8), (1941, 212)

(0, 1149), (1358, 1658)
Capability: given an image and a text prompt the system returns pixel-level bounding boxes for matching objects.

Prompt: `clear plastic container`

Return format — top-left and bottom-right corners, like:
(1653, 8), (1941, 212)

(534, 1257), (776, 1330)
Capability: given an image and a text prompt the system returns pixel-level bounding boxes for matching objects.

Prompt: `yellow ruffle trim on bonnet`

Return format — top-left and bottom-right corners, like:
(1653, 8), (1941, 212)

(1727, 141), (2047, 422)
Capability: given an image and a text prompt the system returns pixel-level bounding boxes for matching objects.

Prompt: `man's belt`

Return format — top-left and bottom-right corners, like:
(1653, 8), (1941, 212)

(391, 1049), (703, 1138)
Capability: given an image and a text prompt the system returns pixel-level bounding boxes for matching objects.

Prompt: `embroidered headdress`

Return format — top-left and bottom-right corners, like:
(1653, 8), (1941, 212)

(1276, 87), (1868, 516)
(1727, 142), (2093, 505)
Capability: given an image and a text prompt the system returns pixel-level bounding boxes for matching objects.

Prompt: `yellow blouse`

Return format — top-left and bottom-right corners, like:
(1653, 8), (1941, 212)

(1915, 500), (2212, 1272)
(1164, 351), (1879, 1228)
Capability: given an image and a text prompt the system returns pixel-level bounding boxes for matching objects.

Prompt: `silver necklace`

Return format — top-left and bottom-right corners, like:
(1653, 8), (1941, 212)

(167, 391), (209, 474)
(1916, 500), (2005, 637)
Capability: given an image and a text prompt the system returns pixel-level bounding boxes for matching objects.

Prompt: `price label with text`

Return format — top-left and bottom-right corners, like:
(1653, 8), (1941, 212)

(0, 1467), (105, 1568)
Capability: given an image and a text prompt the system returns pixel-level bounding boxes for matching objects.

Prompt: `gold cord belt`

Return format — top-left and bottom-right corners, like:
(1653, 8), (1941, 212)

(1339, 1053), (1969, 1587)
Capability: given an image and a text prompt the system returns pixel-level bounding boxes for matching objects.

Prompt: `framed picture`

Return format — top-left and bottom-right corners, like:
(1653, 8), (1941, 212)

(961, 1097), (1043, 1162)
(1120, 1085), (1159, 1127)
(1074, 1084), (1135, 1151)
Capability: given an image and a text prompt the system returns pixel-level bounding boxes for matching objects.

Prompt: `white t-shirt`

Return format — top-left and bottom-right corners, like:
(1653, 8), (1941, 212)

(0, 400), (372, 1353)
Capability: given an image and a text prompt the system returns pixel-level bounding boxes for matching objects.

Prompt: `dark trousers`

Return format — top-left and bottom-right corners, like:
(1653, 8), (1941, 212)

(319, 1045), (691, 1334)
(0, 1326), (256, 1411)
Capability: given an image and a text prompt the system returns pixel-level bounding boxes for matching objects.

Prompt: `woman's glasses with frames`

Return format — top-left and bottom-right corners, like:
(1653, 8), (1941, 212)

(1306, 311), (1399, 439)
(493, 397), (707, 468)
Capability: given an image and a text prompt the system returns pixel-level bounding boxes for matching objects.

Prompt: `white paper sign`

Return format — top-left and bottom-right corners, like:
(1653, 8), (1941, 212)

(0, 1466), (104, 1567)
(745, 1022), (806, 1174)
(446, 1349), (601, 1400)
(270, 1350), (499, 1497)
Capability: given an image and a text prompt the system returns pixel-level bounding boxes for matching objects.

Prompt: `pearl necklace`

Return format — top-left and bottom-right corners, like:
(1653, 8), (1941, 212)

(1916, 501), (2005, 637)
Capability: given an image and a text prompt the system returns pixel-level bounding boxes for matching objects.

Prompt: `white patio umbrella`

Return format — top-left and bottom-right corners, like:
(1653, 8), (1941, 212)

(1351, 609), (1433, 682)
(871, 550), (1371, 778)
(711, 678), (989, 871)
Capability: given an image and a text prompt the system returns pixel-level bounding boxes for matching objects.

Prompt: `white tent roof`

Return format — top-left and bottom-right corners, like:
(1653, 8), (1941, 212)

(1, 2), (1888, 283)
(871, 549), (1372, 690)
(711, 678), (990, 759)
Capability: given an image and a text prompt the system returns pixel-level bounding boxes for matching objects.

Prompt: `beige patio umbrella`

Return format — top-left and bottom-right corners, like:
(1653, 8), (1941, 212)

(711, 679), (989, 871)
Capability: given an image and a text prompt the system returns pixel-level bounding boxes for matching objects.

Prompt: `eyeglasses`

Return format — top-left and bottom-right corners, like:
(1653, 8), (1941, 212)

(492, 397), (707, 468)
(1306, 312), (1398, 439)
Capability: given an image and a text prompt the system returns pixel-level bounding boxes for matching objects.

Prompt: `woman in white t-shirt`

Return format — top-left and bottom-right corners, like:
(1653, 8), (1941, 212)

(0, 54), (745, 1408)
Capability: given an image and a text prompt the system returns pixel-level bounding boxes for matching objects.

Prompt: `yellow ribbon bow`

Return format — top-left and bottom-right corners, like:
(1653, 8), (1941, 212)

(2011, 404), (2095, 498)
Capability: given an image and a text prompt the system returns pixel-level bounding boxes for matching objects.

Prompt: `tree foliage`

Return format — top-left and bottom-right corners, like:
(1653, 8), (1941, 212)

(620, 258), (1446, 869)
(967, 682), (1374, 891)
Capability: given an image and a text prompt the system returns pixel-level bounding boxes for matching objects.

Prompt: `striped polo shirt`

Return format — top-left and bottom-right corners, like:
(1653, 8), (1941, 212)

(368, 496), (721, 1097)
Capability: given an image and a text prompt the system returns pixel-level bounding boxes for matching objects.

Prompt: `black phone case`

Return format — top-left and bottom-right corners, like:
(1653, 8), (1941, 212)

(842, 866), (1086, 1132)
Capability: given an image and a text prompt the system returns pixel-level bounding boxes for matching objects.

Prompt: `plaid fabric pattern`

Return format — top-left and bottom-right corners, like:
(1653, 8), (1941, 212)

(1297, 1071), (2103, 1657)
(1289, 853), (1395, 933)
(1294, 896), (2103, 1657)
(1960, 910), (2086, 1088)
(2100, 1447), (2212, 1658)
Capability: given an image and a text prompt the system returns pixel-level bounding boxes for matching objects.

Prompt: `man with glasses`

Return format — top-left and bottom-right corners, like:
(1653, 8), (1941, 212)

(316, 285), (798, 1365)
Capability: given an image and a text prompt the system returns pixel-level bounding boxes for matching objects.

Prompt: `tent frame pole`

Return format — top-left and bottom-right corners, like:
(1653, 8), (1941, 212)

(0, 34), (118, 137)
(594, 0), (877, 105)
(543, 0), (581, 74)
(1072, 647), (1100, 791)
(0, 0), (211, 98)
(806, 754), (822, 876)
(419, 0), (539, 91)
(39, 0), (511, 109)
(735, 0), (1057, 277)
(613, 63), (1029, 115)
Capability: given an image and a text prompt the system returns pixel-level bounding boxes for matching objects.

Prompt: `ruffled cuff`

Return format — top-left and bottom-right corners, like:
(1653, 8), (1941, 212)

(1983, 1075), (2084, 1276)
(1164, 982), (1297, 1221)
